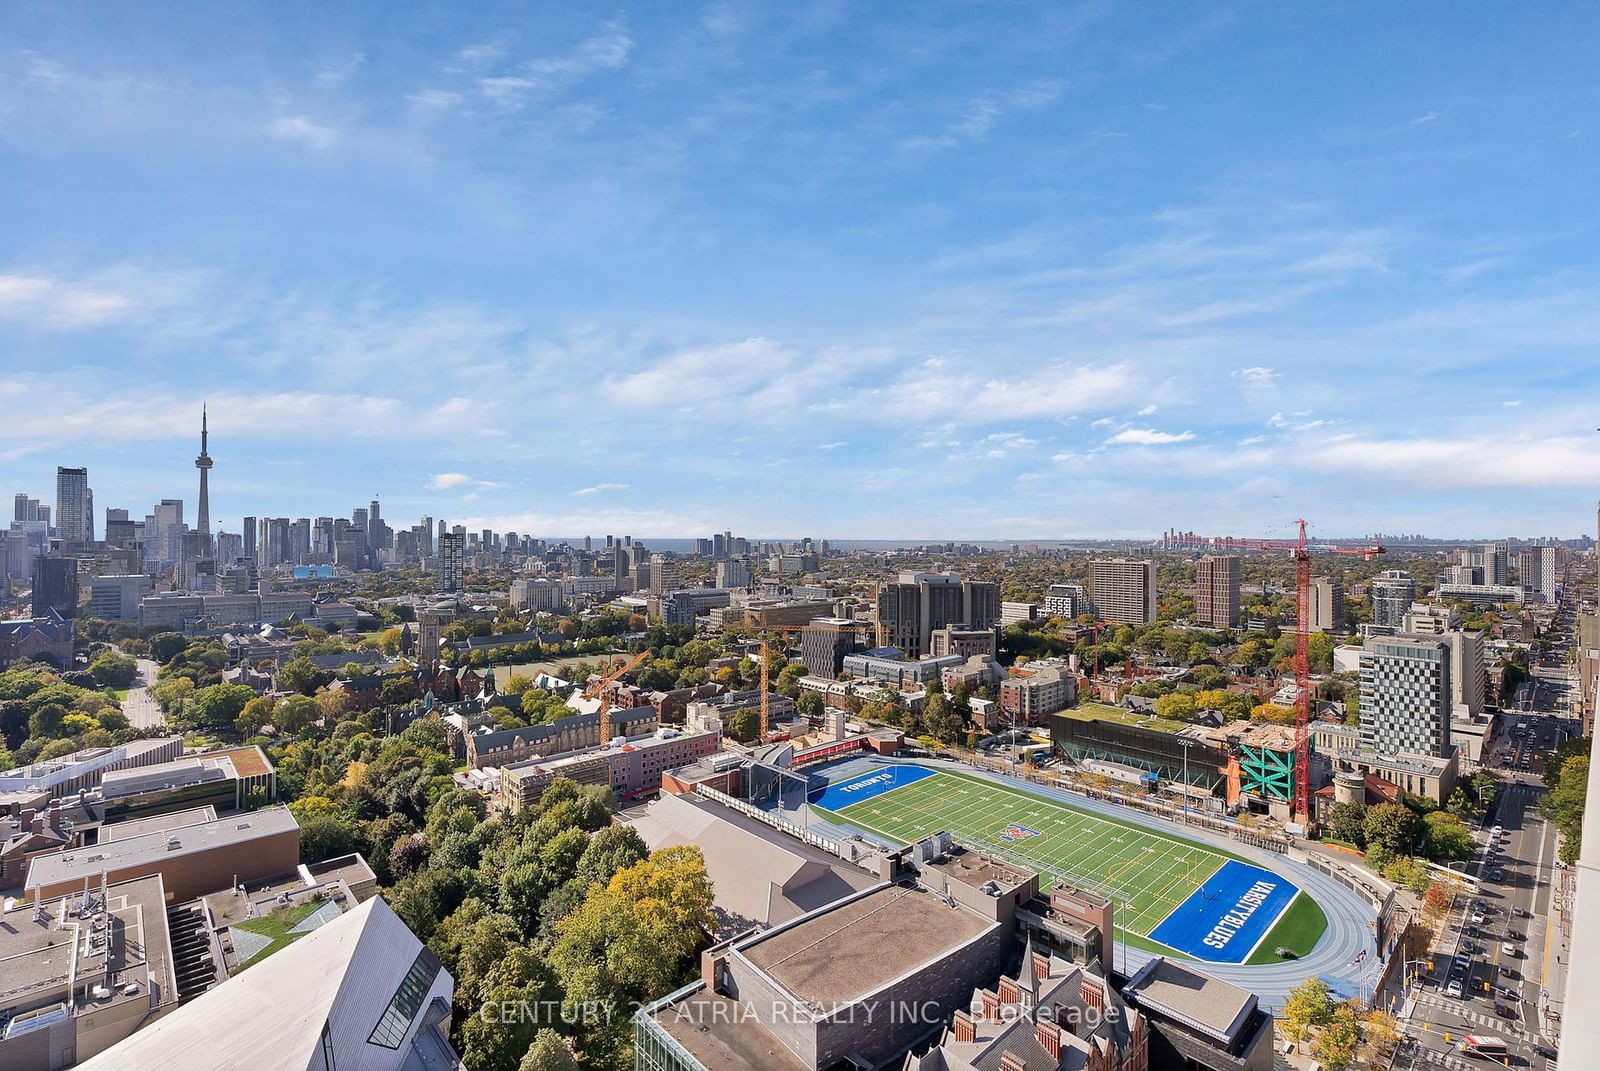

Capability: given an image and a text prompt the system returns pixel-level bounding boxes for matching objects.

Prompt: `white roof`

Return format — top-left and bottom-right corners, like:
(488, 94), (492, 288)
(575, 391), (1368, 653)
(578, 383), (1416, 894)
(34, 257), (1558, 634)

(79, 896), (453, 1070)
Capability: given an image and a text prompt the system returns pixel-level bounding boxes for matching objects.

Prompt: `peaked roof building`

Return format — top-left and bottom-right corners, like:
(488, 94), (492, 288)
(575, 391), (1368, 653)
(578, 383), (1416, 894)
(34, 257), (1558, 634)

(78, 896), (458, 1071)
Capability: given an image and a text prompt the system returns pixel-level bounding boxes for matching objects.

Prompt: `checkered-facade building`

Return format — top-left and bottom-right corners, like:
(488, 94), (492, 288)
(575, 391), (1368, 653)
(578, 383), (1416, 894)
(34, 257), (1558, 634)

(1359, 635), (1452, 758)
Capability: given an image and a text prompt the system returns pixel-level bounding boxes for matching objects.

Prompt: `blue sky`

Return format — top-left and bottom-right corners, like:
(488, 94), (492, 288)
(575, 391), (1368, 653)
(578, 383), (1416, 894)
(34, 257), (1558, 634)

(2, 2), (1598, 541)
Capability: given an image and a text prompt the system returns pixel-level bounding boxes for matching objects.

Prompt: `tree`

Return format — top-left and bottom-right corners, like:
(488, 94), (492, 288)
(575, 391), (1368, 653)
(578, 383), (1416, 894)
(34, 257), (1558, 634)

(1194, 688), (1251, 720)
(273, 694), (322, 735)
(276, 658), (329, 696)
(1152, 692), (1197, 721)
(389, 833), (431, 881)
(1360, 1009), (1401, 1066)
(1541, 754), (1588, 865)
(1422, 811), (1476, 861)
(1310, 1001), (1362, 1070)
(518, 1030), (579, 1071)
(1325, 801), (1366, 846)
(380, 676), (421, 707)
(1362, 803), (1421, 857)
(1422, 881), (1453, 922)
(922, 692), (964, 743)
(459, 948), (559, 1071)
(549, 846), (714, 1064)
(148, 632), (189, 663)
(88, 651), (138, 688)
(797, 691), (824, 719)
(298, 813), (364, 864)
(1281, 977), (1333, 1044)
(236, 694), (276, 736)
(1250, 703), (1294, 724)
(726, 706), (761, 743)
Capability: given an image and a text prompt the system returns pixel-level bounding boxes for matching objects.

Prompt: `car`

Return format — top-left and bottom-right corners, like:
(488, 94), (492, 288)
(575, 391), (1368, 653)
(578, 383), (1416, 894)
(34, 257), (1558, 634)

(1445, 979), (1465, 998)
(1503, 943), (1518, 957)
(1467, 923), (1480, 935)
(1496, 1003), (1517, 1020)
(1491, 868), (1505, 881)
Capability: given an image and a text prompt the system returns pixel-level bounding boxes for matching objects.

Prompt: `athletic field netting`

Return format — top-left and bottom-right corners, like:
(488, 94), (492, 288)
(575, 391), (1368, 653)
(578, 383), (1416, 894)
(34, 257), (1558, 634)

(807, 763), (1324, 964)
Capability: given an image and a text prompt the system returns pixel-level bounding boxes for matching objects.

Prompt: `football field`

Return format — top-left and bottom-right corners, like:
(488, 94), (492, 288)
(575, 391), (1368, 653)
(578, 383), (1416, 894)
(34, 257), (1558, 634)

(808, 763), (1326, 964)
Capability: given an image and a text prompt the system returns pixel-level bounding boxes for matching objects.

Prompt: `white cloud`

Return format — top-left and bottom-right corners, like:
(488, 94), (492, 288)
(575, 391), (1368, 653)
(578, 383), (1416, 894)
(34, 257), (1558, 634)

(1502, 399), (1523, 407)
(817, 441), (848, 450)
(266, 115), (338, 149)
(1311, 434), (1600, 489)
(1233, 366), (1278, 386)
(428, 473), (474, 490)
(0, 273), (134, 328)
(1106, 428), (1195, 445)
(572, 482), (630, 496)
(1136, 404), (1158, 416)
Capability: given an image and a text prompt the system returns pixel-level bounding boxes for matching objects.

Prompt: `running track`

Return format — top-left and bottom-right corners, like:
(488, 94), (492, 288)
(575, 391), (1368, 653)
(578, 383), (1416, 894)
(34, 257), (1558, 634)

(789, 754), (1379, 1011)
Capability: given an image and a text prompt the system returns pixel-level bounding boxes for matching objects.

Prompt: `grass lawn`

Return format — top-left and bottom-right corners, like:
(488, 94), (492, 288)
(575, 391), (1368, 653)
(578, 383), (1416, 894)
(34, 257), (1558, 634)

(105, 688), (128, 702)
(231, 901), (323, 970)
(1246, 890), (1330, 964)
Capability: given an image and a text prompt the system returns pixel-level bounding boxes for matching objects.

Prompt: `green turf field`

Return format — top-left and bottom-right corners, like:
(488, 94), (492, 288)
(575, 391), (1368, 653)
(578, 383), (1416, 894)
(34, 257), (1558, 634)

(813, 765), (1324, 959)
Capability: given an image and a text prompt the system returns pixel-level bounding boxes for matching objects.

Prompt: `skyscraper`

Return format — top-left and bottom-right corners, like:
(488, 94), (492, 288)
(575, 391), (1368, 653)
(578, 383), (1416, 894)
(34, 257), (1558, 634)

(1194, 555), (1240, 628)
(194, 404), (213, 554)
(54, 467), (90, 544)
(1370, 570), (1417, 629)
(243, 516), (256, 562)
(1089, 559), (1157, 625)
(439, 532), (465, 592)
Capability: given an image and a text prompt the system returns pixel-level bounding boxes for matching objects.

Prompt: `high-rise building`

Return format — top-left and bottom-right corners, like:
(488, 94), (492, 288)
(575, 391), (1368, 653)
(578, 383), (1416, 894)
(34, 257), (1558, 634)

(1370, 569), (1416, 629)
(1359, 635), (1452, 757)
(1482, 542), (1508, 586)
(650, 553), (680, 594)
(1308, 577), (1345, 633)
(54, 467), (90, 544)
(13, 495), (40, 523)
(1194, 555), (1240, 628)
(194, 404), (213, 555)
(439, 532), (465, 592)
(875, 572), (1001, 658)
(1089, 559), (1156, 625)
(242, 516), (256, 562)
(715, 559), (752, 588)
(31, 556), (79, 619)
(1539, 545), (1562, 601)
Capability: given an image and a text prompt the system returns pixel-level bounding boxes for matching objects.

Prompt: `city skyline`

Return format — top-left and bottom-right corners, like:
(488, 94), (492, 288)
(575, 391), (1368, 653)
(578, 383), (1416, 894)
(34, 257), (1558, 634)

(3, 4), (1599, 539)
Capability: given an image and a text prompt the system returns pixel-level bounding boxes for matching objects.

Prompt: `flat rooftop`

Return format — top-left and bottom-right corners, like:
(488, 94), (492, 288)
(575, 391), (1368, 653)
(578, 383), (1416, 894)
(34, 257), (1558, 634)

(27, 805), (298, 892)
(197, 745), (274, 779)
(0, 873), (173, 1017)
(1055, 703), (1189, 734)
(654, 992), (810, 1071)
(1123, 957), (1257, 1043)
(99, 805), (219, 842)
(740, 884), (994, 1007)
(923, 845), (1034, 892)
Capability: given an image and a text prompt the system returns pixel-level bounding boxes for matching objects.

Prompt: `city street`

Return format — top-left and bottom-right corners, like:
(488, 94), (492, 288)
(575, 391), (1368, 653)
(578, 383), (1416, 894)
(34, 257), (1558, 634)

(1395, 601), (1577, 1070)
(121, 657), (165, 729)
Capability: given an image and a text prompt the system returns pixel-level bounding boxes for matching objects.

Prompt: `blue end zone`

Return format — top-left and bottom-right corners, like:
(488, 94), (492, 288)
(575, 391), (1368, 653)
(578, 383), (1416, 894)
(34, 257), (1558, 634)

(1148, 859), (1300, 964)
(809, 764), (935, 810)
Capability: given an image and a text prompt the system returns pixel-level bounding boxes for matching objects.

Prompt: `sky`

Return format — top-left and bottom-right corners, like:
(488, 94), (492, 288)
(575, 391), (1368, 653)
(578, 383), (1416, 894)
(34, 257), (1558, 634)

(2, 2), (1599, 542)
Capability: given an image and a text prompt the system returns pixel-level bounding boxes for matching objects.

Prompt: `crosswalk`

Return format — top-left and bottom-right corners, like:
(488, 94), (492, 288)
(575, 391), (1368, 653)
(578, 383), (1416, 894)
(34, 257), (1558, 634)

(1412, 993), (1525, 1036)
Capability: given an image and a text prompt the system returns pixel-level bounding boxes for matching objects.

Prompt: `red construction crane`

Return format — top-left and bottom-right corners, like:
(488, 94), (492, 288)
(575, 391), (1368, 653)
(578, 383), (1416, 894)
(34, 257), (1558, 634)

(1164, 522), (1385, 822)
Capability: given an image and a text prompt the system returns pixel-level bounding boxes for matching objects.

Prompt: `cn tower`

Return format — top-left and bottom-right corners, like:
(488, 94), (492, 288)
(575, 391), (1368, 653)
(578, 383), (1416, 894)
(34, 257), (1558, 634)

(195, 403), (213, 554)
